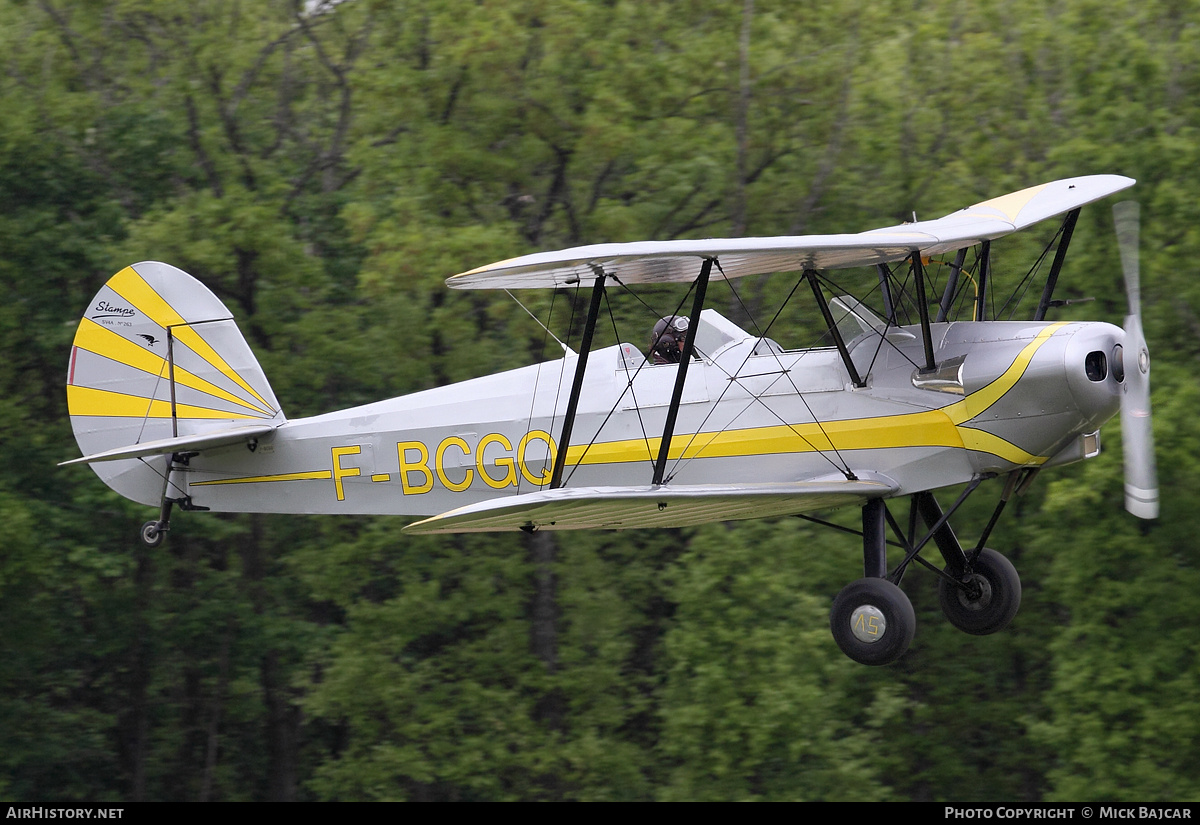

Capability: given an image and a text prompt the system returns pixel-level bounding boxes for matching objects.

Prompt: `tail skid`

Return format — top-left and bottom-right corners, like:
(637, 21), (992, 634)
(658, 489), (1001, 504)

(65, 262), (285, 517)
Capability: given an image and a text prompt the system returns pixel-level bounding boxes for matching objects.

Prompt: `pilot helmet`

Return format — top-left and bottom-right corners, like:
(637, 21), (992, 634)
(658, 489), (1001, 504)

(651, 315), (689, 362)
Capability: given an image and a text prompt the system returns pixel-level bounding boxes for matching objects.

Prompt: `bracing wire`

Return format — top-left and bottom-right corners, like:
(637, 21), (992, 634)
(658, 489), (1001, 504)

(604, 288), (656, 472)
(505, 288), (572, 353)
(997, 223), (1061, 319)
(546, 283), (581, 474)
(519, 288), (559, 493)
(663, 267), (856, 482)
(561, 276), (701, 486)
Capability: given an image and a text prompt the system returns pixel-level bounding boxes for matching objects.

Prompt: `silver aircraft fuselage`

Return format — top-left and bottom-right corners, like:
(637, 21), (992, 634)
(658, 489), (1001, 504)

(174, 311), (1125, 517)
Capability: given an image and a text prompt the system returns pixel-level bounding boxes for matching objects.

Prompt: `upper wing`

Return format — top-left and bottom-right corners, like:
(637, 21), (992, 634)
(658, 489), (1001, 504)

(447, 175), (1134, 290)
(402, 478), (898, 534)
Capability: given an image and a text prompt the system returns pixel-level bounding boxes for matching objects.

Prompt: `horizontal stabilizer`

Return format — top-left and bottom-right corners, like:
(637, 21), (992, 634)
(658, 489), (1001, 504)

(60, 423), (278, 466)
(403, 479), (898, 534)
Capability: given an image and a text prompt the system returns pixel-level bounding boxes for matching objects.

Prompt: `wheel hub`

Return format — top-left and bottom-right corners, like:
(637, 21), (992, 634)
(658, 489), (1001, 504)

(849, 605), (887, 643)
(955, 572), (992, 611)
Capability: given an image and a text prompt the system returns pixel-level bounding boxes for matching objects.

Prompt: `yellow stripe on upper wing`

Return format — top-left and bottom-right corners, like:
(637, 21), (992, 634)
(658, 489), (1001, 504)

(72, 317), (273, 417)
(970, 182), (1051, 223)
(107, 266), (276, 413)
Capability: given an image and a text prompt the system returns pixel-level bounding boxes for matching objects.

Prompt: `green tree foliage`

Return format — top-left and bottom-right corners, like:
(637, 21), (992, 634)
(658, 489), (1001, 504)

(4, 0), (1200, 801)
(1030, 362), (1200, 802)
(656, 520), (901, 801)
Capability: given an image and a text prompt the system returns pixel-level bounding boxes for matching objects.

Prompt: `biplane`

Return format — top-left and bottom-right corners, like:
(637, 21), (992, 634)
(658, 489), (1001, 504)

(62, 174), (1156, 665)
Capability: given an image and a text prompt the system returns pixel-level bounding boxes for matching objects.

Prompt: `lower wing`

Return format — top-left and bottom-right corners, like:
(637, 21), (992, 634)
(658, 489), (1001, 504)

(403, 478), (898, 534)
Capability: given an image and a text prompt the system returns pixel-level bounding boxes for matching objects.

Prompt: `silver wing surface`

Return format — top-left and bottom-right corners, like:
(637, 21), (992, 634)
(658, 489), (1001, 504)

(403, 479), (899, 534)
(447, 175), (1134, 290)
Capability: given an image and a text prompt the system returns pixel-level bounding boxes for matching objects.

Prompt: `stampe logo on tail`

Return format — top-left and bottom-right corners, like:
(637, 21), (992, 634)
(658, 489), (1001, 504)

(136, 334), (158, 347)
(90, 300), (137, 319)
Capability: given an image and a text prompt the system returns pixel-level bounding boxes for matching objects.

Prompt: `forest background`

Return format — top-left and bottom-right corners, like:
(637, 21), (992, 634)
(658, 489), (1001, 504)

(3, 0), (1199, 802)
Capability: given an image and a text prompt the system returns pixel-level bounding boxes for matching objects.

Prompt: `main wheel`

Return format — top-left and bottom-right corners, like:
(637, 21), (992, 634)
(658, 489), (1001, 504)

(830, 577), (916, 666)
(939, 548), (1021, 635)
(140, 520), (165, 549)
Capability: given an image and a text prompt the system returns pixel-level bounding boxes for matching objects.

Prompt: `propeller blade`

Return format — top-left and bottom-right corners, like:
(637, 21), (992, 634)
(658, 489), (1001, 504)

(1114, 201), (1141, 317)
(1114, 201), (1158, 519)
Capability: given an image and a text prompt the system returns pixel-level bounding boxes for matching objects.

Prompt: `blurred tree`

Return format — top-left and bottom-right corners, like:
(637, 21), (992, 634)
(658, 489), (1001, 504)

(5, 0), (1200, 803)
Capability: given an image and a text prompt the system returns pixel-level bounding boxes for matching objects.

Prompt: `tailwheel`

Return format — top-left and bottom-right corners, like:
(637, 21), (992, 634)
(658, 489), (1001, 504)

(939, 548), (1021, 635)
(140, 520), (166, 549)
(830, 577), (916, 666)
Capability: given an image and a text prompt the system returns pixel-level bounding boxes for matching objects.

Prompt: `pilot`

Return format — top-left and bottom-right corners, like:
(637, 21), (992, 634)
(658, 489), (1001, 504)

(650, 315), (689, 364)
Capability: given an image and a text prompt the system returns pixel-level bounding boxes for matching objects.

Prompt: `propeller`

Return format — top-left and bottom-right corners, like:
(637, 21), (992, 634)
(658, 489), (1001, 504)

(1113, 201), (1159, 519)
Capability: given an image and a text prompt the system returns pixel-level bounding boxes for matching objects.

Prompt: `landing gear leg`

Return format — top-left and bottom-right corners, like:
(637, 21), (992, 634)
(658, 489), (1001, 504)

(139, 451), (208, 548)
(862, 497), (887, 578)
(140, 494), (174, 548)
(914, 490), (967, 577)
(829, 499), (915, 666)
(139, 455), (179, 548)
(919, 490), (1023, 634)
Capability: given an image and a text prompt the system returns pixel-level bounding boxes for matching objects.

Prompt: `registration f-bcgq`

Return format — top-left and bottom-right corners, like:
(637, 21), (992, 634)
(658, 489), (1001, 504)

(63, 174), (1156, 665)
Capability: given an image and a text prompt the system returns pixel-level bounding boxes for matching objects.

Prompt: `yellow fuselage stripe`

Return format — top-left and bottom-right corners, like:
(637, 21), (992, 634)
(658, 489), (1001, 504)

(562, 323), (1067, 468)
(184, 324), (1068, 490)
(191, 470), (333, 486)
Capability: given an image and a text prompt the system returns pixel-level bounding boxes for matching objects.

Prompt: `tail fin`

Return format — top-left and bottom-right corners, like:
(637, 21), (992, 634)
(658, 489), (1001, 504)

(66, 262), (285, 505)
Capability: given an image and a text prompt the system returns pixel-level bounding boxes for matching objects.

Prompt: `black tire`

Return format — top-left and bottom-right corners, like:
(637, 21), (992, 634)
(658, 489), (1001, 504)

(939, 548), (1021, 635)
(140, 520), (165, 549)
(830, 577), (916, 666)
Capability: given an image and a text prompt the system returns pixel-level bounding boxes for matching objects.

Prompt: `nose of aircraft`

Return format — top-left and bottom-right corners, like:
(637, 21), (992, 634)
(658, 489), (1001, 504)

(1062, 322), (1125, 431)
